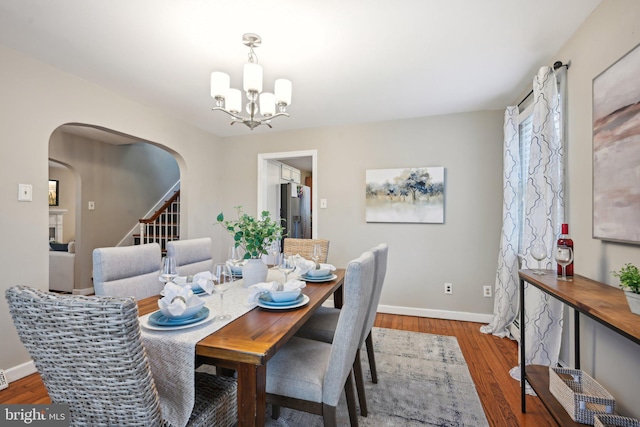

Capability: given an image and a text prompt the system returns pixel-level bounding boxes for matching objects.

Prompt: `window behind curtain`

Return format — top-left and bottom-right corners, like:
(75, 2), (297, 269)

(517, 103), (533, 255)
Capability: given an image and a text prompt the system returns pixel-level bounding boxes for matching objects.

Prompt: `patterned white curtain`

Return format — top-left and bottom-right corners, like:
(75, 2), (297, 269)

(479, 106), (520, 338)
(481, 66), (566, 385)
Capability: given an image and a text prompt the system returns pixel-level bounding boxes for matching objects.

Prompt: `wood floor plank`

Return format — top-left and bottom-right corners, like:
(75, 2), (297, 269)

(0, 314), (556, 426)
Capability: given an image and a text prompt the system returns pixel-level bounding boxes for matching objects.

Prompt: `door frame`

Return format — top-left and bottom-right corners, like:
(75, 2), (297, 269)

(257, 150), (318, 238)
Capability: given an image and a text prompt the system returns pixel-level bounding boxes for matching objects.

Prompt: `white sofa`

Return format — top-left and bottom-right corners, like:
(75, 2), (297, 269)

(49, 251), (75, 293)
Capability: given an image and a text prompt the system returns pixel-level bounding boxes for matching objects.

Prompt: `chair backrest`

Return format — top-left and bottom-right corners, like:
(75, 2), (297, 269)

(359, 243), (389, 346)
(92, 243), (163, 299)
(323, 250), (375, 407)
(166, 237), (213, 276)
(5, 286), (163, 426)
(283, 238), (330, 263)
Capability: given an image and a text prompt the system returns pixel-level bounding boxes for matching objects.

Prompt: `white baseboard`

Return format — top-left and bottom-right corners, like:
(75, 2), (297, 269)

(73, 287), (94, 295)
(5, 360), (36, 383)
(377, 304), (494, 323)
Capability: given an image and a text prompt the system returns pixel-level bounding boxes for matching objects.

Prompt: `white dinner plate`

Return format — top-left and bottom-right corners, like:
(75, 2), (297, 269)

(301, 274), (337, 283)
(140, 310), (214, 331)
(257, 294), (310, 310)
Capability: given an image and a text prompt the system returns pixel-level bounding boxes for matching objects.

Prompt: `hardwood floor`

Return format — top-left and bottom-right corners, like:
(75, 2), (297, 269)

(0, 314), (556, 426)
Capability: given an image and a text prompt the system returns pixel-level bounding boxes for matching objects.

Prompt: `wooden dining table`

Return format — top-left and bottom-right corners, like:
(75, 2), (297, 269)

(137, 268), (345, 427)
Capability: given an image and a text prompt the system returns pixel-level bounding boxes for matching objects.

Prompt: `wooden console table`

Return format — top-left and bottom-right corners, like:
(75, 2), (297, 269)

(519, 269), (640, 426)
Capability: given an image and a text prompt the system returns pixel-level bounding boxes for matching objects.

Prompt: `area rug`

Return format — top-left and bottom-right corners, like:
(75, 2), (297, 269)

(263, 327), (489, 426)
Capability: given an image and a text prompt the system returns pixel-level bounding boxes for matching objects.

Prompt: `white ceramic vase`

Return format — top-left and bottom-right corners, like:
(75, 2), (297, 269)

(242, 258), (268, 287)
(624, 291), (640, 315)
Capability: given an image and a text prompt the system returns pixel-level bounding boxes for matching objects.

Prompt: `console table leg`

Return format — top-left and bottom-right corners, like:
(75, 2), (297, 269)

(520, 278), (527, 413)
(574, 310), (580, 369)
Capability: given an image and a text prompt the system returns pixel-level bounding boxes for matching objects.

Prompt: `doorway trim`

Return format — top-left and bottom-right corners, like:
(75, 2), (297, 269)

(257, 150), (318, 239)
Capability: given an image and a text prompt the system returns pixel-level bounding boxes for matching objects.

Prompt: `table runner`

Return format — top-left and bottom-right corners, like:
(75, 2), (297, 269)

(140, 273), (274, 427)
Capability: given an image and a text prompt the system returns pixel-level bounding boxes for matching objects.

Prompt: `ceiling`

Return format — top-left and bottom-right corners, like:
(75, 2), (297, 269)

(0, 1), (601, 138)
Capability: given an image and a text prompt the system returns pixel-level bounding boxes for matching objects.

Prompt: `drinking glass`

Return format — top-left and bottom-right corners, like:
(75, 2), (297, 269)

(554, 245), (574, 281)
(278, 253), (295, 283)
(268, 241), (281, 268)
(228, 245), (245, 266)
(311, 244), (322, 270)
(159, 256), (178, 284)
(531, 243), (547, 275)
(212, 263), (233, 320)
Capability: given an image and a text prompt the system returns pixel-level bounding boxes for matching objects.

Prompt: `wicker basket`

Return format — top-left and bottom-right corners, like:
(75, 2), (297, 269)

(549, 367), (616, 425)
(594, 414), (640, 427)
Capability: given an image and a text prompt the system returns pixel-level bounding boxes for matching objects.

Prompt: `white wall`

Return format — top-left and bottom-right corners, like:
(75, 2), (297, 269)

(551, 0), (640, 418)
(218, 111), (504, 319)
(0, 43), (224, 373)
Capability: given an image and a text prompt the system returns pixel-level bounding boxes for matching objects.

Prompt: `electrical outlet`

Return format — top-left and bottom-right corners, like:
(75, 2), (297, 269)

(0, 369), (8, 390)
(444, 283), (453, 294)
(483, 286), (492, 298)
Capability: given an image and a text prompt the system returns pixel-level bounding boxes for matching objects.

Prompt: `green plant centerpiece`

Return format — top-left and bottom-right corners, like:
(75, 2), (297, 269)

(612, 263), (640, 315)
(216, 207), (283, 286)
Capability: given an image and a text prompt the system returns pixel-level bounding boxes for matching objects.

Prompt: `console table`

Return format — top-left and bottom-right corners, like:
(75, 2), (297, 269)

(519, 269), (640, 426)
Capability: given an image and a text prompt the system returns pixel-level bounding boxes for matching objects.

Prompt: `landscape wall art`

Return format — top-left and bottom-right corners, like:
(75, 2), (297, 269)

(365, 167), (445, 223)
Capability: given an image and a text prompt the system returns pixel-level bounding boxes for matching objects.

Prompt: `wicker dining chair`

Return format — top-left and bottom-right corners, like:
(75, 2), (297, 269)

(295, 243), (388, 417)
(282, 238), (330, 262)
(166, 238), (214, 277)
(93, 243), (163, 300)
(5, 285), (237, 427)
(266, 250), (376, 426)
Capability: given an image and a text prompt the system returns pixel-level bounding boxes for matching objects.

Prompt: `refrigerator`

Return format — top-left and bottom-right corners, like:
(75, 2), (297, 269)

(280, 183), (311, 239)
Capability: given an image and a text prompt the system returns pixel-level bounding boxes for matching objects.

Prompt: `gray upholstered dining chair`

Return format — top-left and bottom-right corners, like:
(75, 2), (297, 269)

(166, 237), (214, 277)
(295, 243), (388, 417)
(266, 250), (376, 426)
(92, 243), (163, 300)
(283, 238), (330, 263)
(5, 285), (237, 427)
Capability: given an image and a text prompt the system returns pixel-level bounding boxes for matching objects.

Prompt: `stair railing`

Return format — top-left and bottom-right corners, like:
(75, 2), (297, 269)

(138, 190), (180, 253)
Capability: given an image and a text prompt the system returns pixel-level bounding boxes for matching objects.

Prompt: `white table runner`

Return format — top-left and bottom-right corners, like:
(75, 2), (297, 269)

(140, 275), (267, 427)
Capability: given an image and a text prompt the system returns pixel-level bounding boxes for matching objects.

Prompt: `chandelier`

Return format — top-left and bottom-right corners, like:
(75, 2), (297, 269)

(211, 33), (292, 130)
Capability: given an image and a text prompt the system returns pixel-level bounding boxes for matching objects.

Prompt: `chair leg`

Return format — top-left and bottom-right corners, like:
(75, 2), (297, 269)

(365, 331), (378, 384)
(353, 351), (368, 416)
(322, 403), (338, 427)
(344, 370), (359, 427)
(271, 404), (281, 420)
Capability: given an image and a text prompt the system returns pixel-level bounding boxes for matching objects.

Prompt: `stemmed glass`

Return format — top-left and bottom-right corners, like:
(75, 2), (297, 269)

(159, 256), (178, 284)
(212, 263), (233, 320)
(311, 244), (322, 270)
(531, 243), (547, 275)
(278, 253), (295, 283)
(554, 245), (574, 281)
(268, 241), (281, 268)
(228, 245), (245, 277)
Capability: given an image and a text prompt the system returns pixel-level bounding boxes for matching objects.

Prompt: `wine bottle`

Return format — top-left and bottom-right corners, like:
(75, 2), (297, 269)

(556, 223), (574, 277)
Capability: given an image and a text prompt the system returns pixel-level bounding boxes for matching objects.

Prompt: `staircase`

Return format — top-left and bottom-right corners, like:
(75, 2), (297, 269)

(134, 190), (180, 254)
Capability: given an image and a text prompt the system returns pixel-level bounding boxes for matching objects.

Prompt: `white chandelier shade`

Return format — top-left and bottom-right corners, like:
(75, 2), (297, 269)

(210, 33), (292, 130)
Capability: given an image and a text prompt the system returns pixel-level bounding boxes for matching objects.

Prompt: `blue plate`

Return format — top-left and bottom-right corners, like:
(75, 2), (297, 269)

(258, 293), (304, 307)
(302, 273), (333, 280)
(149, 307), (209, 326)
(191, 287), (205, 295)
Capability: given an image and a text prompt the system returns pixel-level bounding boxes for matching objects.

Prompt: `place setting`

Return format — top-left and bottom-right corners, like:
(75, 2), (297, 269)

(249, 254), (309, 310)
(143, 282), (214, 331)
(292, 245), (338, 283)
(142, 256), (226, 331)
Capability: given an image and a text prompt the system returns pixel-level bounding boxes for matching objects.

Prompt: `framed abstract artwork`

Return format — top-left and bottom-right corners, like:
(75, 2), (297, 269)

(365, 167), (445, 223)
(593, 43), (640, 244)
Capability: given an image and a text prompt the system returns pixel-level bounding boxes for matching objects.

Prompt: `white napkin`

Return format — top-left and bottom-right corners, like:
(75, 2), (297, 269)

(193, 271), (214, 295)
(247, 279), (306, 303)
(226, 260), (245, 273)
(292, 255), (336, 276)
(158, 283), (194, 316)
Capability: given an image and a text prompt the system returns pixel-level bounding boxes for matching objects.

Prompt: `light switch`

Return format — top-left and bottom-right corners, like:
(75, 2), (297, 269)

(320, 199), (327, 209)
(88, 201), (95, 210)
(18, 184), (33, 202)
